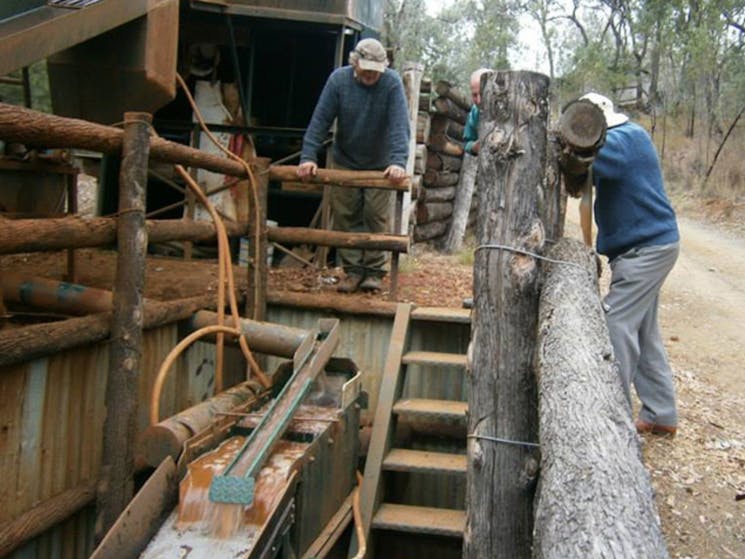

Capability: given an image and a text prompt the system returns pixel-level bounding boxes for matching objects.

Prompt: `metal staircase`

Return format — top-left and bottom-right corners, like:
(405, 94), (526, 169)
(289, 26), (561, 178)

(350, 302), (470, 557)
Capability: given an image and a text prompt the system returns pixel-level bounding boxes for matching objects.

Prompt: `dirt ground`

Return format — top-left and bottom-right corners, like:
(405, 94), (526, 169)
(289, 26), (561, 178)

(1, 195), (743, 558)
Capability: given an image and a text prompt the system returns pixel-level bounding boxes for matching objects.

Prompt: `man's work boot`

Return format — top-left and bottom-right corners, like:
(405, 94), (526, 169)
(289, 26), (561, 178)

(359, 275), (382, 292)
(337, 273), (364, 293)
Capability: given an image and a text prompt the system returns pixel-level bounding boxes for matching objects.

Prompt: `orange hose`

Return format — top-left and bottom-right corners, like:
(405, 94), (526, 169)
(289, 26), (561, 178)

(150, 325), (242, 425)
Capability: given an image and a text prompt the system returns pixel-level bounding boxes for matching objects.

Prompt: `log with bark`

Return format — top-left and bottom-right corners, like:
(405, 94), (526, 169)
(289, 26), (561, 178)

(434, 80), (473, 112)
(533, 238), (669, 559)
(432, 96), (468, 125)
(423, 169), (460, 188)
(418, 93), (431, 112)
(421, 186), (456, 203)
(415, 201), (453, 224)
(414, 144), (427, 175)
(429, 113), (450, 137)
(416, 112), (431, 144)
(465, 70), (551, 559)
(443, 152), (478, 253)
(426, 151), (462, 173)
(428, 132), (464, 157)
(448, 120), (465, 142)
(413, 219), (448, 242)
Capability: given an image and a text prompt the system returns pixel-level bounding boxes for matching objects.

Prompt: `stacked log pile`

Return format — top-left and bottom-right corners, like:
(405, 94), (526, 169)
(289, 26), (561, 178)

(413, 80), (473, 244)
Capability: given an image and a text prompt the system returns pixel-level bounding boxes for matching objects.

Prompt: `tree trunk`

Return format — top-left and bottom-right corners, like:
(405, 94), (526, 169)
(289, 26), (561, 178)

(97, 112), (151, 540)
(443, 153), (478, 254)
(434, 80), (473, 112)
(413, 220), (448, 242)
(421, 186), (456, 203)
(415, 201), (453, 224)
(426, 151), (462, 173)
(246, 157), (270, 322)
(533, 238), (669, 559)
(432, 97), (468, 125)
(423, 169), (460, 188)
(465, 71), (549, 559)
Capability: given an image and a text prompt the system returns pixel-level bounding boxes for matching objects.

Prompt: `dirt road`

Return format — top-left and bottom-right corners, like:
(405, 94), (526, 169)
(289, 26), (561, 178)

(567, 198), (745, 558)
(661, 216), (745, 399)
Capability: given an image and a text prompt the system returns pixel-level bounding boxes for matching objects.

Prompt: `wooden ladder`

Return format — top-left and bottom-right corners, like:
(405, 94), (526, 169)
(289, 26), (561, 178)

(350, 302), (469, 557)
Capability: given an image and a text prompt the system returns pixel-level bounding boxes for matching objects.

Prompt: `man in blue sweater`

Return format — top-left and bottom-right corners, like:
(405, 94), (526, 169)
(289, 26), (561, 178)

(582, 92), (680, 436)
(297, 38), (410, 293)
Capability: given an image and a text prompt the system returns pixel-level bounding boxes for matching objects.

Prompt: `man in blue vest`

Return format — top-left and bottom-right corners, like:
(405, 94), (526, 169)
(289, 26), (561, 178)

(297, 38), (410, 293)
(582, 92), (680, 436)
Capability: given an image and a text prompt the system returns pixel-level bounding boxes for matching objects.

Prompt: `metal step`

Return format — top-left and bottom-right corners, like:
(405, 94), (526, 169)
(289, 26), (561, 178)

(402, 350), (467, 368)
(383, 448), (466, 475)
(392, 398), (468, 421)
(372, 503), (465, 537)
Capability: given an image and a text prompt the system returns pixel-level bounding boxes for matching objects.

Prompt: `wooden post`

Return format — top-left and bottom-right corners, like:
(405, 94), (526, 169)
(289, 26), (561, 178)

(442, 153), (478, 253)
(465, 71), (549, 559)
(400, 62), (423, 235)
(246, 157), (270, 321)
(533, 238), (669, 558)
(96, 112), (151, 541)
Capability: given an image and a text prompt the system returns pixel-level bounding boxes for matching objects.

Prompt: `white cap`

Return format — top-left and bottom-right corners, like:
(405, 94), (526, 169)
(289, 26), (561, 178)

(580, 92), (629, 128)
(354, 38), (388, 73)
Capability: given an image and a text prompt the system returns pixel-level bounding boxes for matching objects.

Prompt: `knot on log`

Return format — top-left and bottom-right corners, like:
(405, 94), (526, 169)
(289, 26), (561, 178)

(511, 221), (545, 288)
(520, 456), (540, 488)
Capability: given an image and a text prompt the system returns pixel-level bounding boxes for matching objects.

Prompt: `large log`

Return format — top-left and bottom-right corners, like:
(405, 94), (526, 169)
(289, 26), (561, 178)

(432, 96), (468, 125)
(416, 112), (431, 144)
(434, 80), (473, 112)
(428, 132), (464, 157)
(0, 295), (215, 368)
(443, 152), (478, 254)
(533, 238), (669, 558)
(415, 201), (453, 224)
(413, 219), (448, 242)
(426, 151), (462, 173)
(0, 216), (247, 254)
(423, 169), (460, 188)
(421, 186), (456, 203)
(465, 70), (549, 559)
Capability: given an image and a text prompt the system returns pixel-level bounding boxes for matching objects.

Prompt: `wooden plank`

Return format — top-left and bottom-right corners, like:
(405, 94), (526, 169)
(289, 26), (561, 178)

(383, 449), (466, 475)
(411, 306), (471, 324)
(393, 399), (467, 421)
(351, 303), (412, 556)
(402, 351), (467, 368)
(372, 503), (465, 538)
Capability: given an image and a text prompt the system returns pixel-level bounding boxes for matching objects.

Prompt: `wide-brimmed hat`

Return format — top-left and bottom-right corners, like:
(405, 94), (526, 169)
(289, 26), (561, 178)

(354, 38), (388, 73)
(580, 92), (629, 128)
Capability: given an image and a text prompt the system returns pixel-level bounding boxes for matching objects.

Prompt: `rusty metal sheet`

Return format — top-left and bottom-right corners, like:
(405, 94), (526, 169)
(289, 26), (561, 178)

(0, 0), (153, 76)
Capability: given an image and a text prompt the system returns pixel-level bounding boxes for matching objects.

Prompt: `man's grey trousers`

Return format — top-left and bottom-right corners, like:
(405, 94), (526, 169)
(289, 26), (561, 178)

(604, 242), (680, 426)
